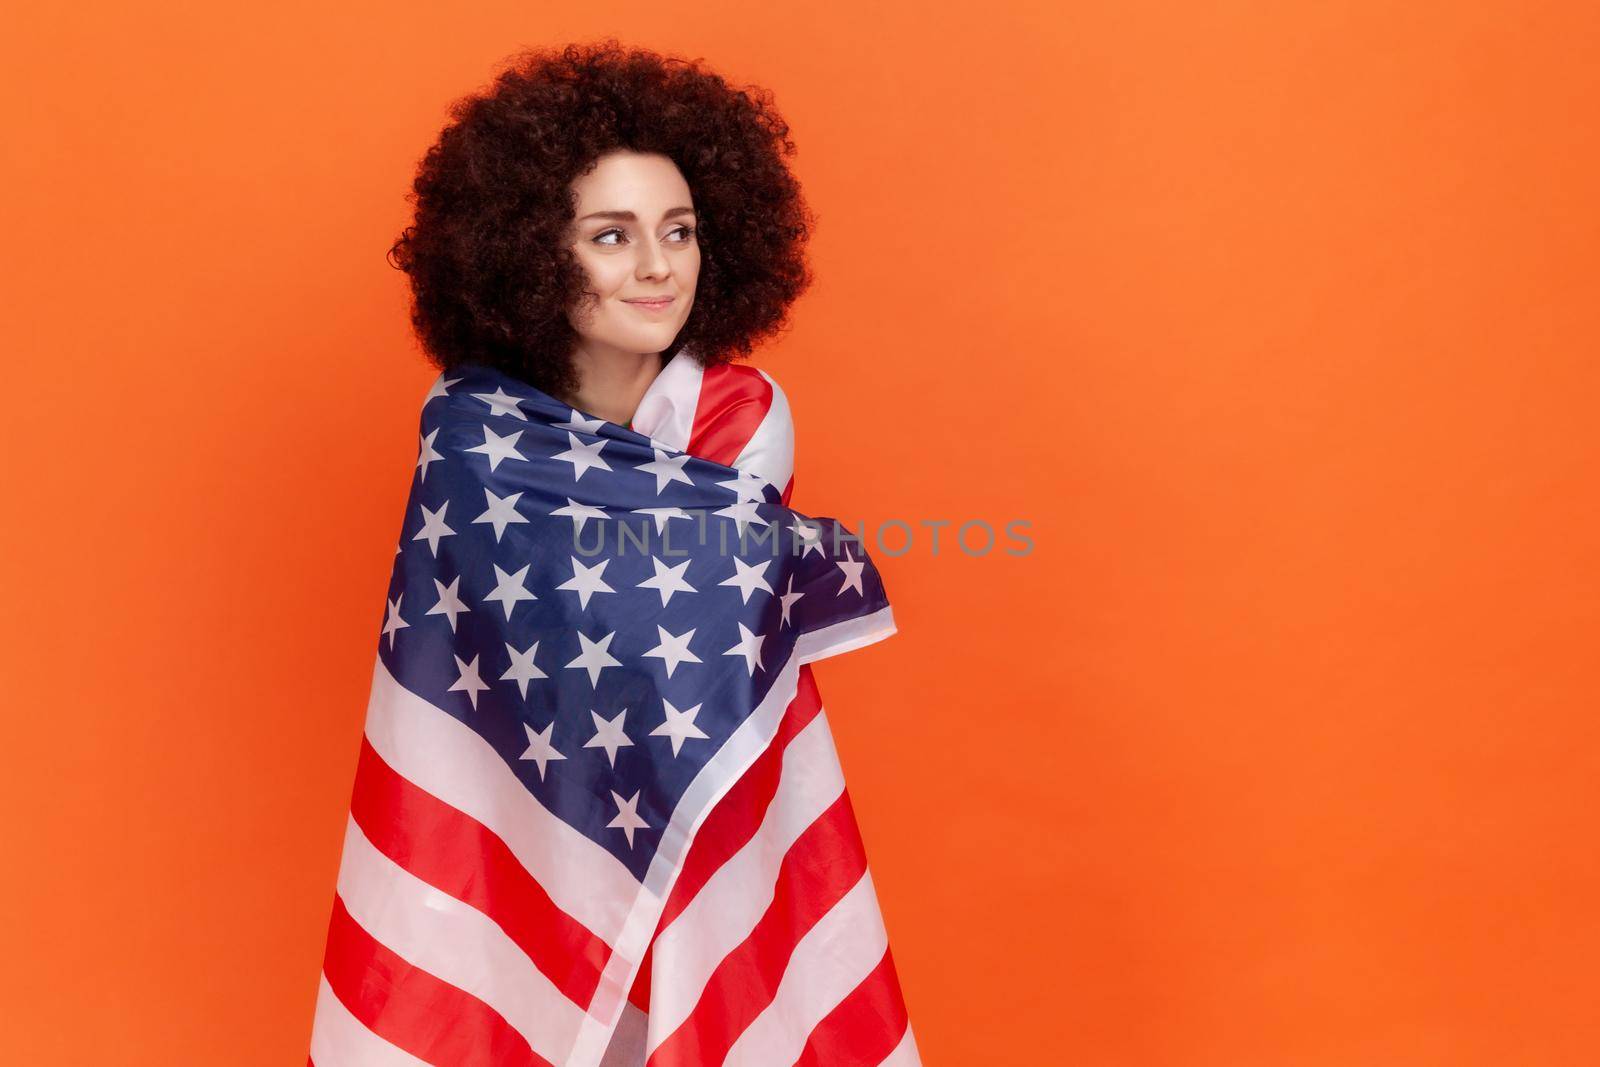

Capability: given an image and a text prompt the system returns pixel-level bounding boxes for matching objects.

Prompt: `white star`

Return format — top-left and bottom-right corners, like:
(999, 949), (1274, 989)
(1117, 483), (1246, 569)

(835, 543), (866, 597)
(553, 431), (612, 481)
(716, 469), (770, 502)
(779, 573), (804, 629)
(554, 410), (607, 435)
(651, 699), (709, 757)
(715, 500), (770, 538)
(566, 629), (622, 686)
(720, 556), (773, 604)
(463, 423), (528, 472)
(641, 625), (702, 678)
(416, 427), (444, 482)
(448, 652), (491, 710)
(790, 516), (826, 557)
(424, 374), (463, 403)
(552, 497), (610, 534)
(635, 448), (696, 494)
(607, 789), (649, 847)
(473, 488), (528, 542)
(632, 506), (694, 536)
(519, 720), (565, 780)
(787, 518), (825, 559)
(469, 386), (528, 420)
(483, 562), (538, 620)
(584, 707), (634, 768)
(723, 621), (764, 675)
(425, 574), (471, 632)
(557, 556), (616, 610)
(381, 593), (409, 649)
(412, 500), (456, 557)
(501, 639), (547, 698)
(637, 556), (697, 607)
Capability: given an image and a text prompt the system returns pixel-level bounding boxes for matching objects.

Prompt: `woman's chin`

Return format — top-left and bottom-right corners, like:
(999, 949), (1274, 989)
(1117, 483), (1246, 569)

(613, 324), (685, 349)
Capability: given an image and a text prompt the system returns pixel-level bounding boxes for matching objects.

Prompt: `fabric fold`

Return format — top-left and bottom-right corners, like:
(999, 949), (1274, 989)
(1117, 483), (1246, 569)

(310, 359), (897, 1067)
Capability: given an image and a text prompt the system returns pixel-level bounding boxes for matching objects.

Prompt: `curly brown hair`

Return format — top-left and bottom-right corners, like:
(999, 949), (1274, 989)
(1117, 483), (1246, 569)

(388, 39), (817, 400)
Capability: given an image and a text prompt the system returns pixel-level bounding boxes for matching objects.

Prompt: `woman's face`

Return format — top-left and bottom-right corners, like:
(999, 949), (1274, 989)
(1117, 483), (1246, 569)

(565, 149), (700, 357)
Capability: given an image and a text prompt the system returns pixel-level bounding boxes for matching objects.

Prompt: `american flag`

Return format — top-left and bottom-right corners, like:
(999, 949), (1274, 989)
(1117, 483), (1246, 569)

(309, 352), (921, 1066)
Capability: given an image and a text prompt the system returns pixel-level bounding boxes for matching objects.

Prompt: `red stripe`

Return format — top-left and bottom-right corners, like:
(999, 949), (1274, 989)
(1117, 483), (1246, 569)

(633, 372), (904, 1058)
(660, 664), (823, 930)
(321, 892), (551, 1067)
(793, 945), (911, 1067)
(625, 664), (824, 1014)
(349, 734), (612, 1007)
(688, 364), (773, 467)
(646, 789), (870, 1067)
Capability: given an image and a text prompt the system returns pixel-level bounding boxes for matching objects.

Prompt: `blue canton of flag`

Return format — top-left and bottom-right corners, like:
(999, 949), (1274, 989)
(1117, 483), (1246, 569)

(379, 361), (894, 882)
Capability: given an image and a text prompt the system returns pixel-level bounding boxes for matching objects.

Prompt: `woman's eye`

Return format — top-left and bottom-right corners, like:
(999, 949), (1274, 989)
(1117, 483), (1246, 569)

(592, 225), (697, 247)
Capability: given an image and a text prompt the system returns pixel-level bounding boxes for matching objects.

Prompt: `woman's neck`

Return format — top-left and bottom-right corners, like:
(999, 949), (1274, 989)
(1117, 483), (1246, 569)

(559, 345), (667, 425)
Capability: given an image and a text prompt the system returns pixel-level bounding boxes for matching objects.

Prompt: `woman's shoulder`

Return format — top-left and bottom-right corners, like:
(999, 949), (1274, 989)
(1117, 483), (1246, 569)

(694, 361), (795, 504)
(697, 360), (790, 428)
(631, 351), (796, 502)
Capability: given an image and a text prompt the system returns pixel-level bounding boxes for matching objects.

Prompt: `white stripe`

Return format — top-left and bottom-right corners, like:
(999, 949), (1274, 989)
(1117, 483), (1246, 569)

(629, 347), (704, 449)
(796, 604), (897, 664)
(309, 971), (429, 1066)
(644, 710), (848, 1053)
(363, 652), (637, 942)
(879, 1022), (923, 1066)
(333, 813), (590, 1065)
(720, 870), (890, 1067)
(572, 648), (807, 1063)
(733, 370), (795, 494)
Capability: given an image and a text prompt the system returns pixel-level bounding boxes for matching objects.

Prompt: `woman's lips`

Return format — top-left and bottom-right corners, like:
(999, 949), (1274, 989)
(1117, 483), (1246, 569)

(624, 298), (674, 313)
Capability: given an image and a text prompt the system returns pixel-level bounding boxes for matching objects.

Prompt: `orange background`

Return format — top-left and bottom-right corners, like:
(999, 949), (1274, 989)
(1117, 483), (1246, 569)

(5, 2), (1599, 1063)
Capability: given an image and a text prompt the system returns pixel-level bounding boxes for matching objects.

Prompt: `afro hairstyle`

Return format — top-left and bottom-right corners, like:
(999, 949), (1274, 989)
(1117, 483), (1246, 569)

(388, 39), (818, 400)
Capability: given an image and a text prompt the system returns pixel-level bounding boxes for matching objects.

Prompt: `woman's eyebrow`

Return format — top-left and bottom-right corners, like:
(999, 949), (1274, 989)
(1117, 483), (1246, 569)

(576, 206), (696, 222)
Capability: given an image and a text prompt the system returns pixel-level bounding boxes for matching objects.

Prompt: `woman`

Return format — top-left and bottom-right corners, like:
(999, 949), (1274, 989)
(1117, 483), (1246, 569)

(310, 41), (919, 1067)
